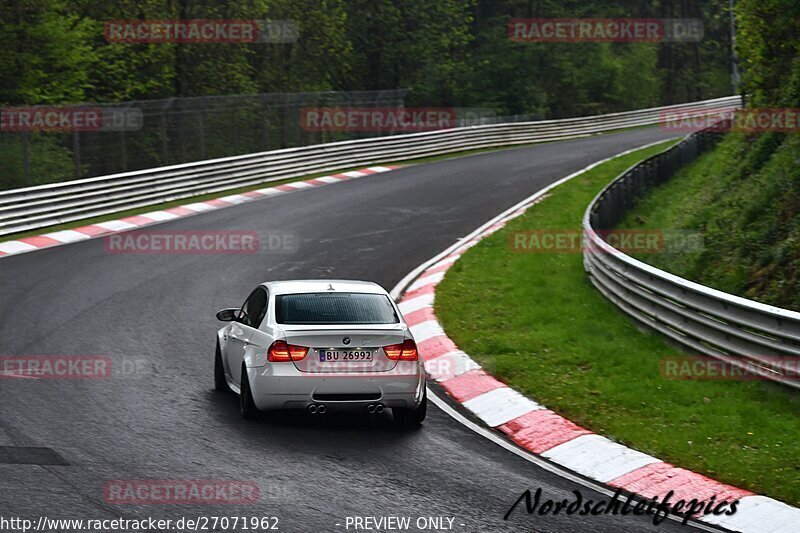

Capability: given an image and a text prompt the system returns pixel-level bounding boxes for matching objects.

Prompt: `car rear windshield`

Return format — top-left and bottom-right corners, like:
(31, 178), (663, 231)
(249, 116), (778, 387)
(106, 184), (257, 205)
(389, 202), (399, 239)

(275, 292), (399, 325)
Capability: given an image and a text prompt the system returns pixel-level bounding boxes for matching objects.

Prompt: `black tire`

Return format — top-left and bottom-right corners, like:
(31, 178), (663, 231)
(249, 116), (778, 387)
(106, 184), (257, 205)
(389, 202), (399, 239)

(239, 364), (260, 420)
(214, 342), (228, 392)
(393, 389), (427, 428)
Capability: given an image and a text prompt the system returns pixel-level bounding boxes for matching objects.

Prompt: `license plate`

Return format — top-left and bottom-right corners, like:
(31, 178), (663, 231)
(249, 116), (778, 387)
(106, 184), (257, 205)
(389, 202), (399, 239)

(319, 349), (373, 362)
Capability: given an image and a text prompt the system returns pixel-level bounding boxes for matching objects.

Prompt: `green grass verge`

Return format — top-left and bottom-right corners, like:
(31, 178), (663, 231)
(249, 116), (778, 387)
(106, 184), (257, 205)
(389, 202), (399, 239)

(1, 127), (642, 244)
(617, 132), (800, 311)
(435, 140), (800, 506)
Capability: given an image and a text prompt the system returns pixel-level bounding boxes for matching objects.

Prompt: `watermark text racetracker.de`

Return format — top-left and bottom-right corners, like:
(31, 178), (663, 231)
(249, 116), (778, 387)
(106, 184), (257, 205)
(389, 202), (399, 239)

(0, 515), (280, 533)
(0, 107), (142, 132)
(662, 107), (800, 133)
(510, 229), (704, 254)
(104, 19), (298, 43)
(299, 107), (496, 132)
(103, 230), (299, 255)
(509, 18), (703, 43)
(660, 356), (800, 381)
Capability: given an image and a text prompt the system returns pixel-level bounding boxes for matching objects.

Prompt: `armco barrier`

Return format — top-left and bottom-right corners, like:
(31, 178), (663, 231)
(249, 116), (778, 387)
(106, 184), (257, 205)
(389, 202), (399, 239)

(583, 127), (800, 389)
(0, 96), (739, 236)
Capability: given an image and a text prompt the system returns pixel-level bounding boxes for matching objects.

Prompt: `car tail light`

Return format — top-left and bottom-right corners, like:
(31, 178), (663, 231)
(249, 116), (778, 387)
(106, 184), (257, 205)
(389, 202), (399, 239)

(268, 340), (308, 362)
(383, 339), (418, 361)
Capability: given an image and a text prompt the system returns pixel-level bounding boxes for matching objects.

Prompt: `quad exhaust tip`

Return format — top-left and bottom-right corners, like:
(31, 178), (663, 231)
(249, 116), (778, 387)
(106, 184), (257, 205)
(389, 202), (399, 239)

(366, 403), (385, 414)
(308, 404), (327, 415)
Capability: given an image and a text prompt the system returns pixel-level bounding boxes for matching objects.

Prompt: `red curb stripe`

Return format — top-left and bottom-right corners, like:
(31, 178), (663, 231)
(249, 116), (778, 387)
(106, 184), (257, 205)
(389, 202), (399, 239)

(275, 184), (298, 191)
(441, 370), (506, 402)
(166, 206), (194, 217)
(73, 225), (110, 236)
(19, 235), (61, 248)
(417, 334), (458, 361)
(119, 215), (154, 226)
(403, 307), (436, 327)
(306, 179), (331, 186)
(423, 262), (455, 276)
(498, 409), (593, 454)
(359, 168), (379, 175)
(400, 284), (436, 302)
(242, 190), (265, 198)
(331, 173), (350, 180)
(608, 462), (753, 503)
(205, 199), (231, 208)
(0, 251), (6, 256)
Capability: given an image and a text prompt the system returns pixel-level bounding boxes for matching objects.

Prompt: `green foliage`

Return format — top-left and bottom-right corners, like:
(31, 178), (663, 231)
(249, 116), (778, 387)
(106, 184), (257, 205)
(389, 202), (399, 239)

(619, 132), (800, 311)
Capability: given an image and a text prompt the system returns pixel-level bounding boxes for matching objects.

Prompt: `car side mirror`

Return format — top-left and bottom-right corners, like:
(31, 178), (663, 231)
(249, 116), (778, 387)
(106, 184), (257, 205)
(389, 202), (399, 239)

(216, 308), (239, 322)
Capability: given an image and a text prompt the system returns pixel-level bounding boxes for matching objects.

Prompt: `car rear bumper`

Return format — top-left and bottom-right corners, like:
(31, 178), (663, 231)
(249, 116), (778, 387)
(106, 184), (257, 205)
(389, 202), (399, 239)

(246, 363), (425, 411)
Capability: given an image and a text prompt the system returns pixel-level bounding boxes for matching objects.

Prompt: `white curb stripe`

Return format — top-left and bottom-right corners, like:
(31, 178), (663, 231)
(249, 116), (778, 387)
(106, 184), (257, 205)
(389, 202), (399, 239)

(425, 350), (480, 381)
(342, 171), (366, 178)
(182, 202), (215, 212)
(463, 387), (543, 427)
(0, 241), (38, 253)
(283, 181), (313, 189)
(95, 220), (137, 231)
(139, 210), (179, 222)
(406, 271), (445, 293)
(253, 187), (283, 195)
(217, 194), (250, 204)
(699, 495), (800, 532)
(42, 230), (92, 243)
(398, 293), (434, 315)
(542, 434), (660, 483)
(409, 320), (445, 344)
(314, 176), (340, 184)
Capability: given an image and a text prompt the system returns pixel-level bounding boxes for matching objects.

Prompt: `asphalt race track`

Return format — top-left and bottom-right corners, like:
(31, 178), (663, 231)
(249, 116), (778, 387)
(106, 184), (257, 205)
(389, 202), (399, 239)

(1, 128), (695, 532)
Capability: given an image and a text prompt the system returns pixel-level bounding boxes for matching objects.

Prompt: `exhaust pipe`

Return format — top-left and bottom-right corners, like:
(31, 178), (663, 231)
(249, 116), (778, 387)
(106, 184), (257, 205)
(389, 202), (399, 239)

(317, 404), (327, 414)
(367, 404), (376, 414)
(375, 404), (385, 414)
(308, 404), (318, 414)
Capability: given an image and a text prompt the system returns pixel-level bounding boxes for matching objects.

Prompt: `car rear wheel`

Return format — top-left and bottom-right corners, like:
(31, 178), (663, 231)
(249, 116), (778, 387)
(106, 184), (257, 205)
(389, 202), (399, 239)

(239, 364), (260, 420)
(393, 389), (427, 428)
(214, 342), (228, 392)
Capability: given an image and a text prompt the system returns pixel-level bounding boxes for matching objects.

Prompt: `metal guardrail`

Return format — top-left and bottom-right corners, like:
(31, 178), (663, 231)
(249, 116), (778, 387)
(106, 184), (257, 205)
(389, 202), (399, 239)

(0, 96), (740, 237)
(583, 125), (800, 390)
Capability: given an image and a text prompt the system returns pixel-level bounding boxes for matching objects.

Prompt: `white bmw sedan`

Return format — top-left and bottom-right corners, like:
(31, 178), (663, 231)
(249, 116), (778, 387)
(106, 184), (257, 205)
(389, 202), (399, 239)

(214, 280), (427, 426)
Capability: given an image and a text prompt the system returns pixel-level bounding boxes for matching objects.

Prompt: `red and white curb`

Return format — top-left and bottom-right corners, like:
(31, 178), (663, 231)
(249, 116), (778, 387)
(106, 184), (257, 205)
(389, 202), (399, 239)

(0, 166), (400, 259)
(392, 143), (798, 533)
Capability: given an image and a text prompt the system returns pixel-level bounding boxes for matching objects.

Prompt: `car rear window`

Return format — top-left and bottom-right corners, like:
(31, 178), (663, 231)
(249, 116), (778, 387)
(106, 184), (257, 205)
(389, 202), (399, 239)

(275, 292), (399, 325)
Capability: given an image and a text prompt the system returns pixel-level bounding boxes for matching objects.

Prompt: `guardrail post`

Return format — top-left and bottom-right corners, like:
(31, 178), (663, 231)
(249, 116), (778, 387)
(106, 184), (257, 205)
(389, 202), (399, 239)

(72, 131), (81, 179)
(22, 132), (31, 187)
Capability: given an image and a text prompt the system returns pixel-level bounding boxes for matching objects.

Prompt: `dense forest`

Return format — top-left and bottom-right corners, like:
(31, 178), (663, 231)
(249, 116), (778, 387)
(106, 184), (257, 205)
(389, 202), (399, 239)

(3, 0), (792, 189)
(0, 0), (737, 116)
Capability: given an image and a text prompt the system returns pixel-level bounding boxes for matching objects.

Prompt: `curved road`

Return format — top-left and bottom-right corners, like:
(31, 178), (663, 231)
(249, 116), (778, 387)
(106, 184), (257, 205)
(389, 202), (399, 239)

(1, 129), (689, 532)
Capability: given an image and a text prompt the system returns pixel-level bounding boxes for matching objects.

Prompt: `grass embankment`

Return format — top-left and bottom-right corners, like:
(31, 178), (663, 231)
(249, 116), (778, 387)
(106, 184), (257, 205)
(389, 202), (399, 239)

(618, 132), (800, 311)
(435, 140), (800, 506)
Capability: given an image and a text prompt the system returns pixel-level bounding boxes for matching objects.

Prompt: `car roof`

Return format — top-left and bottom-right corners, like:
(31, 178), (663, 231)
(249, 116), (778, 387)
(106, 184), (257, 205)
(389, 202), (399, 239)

(261, 280), (389, 296)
